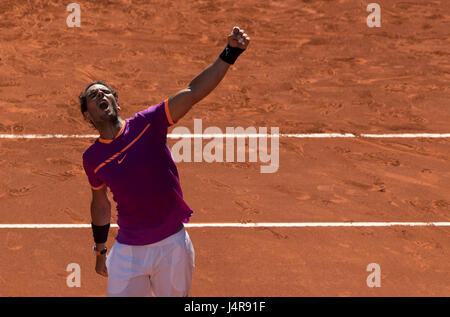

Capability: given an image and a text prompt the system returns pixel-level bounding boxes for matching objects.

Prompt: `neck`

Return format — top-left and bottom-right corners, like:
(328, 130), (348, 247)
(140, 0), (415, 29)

(97, 117), (124, 140)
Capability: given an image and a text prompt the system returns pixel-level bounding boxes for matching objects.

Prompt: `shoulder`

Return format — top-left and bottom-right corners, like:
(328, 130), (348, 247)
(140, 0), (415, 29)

(129, 100), (167, 123)
(82, 141), (100, 166)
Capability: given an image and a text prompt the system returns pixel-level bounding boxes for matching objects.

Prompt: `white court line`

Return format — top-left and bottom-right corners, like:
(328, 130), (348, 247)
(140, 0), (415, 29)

(1, 133), (450, 139)
(361, 133), (450, 138)
(0, 222), (449, 229)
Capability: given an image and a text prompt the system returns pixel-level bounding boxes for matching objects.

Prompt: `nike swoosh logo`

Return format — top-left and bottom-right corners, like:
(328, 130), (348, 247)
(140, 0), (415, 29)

(118, 153), (127, 164)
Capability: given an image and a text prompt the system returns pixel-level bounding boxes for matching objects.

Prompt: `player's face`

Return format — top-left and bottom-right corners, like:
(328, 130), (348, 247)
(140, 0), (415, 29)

(83, 84), (121, 127)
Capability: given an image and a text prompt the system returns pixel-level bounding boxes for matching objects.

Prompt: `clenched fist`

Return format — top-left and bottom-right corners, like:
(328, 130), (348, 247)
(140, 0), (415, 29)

(227, 26), (250, 50)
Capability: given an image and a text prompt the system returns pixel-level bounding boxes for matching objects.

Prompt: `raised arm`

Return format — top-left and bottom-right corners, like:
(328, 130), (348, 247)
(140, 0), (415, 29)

(168, 26), (250, 123)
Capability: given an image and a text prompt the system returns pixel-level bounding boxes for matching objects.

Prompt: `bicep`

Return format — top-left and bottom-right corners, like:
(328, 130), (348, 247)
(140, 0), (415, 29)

(168, 87), (197, 123)
(91, 186), (110, 208)
(90, 186), (111, 225)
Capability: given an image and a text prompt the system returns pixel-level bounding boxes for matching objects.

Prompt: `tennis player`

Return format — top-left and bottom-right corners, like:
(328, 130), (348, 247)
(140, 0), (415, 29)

(80, 27), (250, 297)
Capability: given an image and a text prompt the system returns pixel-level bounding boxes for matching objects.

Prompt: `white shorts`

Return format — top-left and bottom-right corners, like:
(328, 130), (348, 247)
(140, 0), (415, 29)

(106, 227), (195, 297)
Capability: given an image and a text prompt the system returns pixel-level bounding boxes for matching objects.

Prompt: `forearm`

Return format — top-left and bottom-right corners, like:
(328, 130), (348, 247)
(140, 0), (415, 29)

(188, 57), (230, 104)
(91, 202), (111, 225)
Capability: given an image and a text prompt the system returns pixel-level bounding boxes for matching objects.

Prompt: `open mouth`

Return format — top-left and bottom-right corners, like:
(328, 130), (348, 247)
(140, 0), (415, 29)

(98, 100), (109, 110)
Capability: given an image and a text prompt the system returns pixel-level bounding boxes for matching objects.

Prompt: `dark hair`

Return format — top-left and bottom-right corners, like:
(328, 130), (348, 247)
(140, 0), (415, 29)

(79, 80), (118, 114)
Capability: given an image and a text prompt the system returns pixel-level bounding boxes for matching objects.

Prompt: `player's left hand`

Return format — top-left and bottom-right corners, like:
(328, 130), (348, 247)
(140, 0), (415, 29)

(95, 254), (108, 277)
(227, 26), (250, 50)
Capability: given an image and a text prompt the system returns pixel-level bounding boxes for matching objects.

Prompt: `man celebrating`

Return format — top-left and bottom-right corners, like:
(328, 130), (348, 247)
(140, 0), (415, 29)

(80, 27), (250, 297)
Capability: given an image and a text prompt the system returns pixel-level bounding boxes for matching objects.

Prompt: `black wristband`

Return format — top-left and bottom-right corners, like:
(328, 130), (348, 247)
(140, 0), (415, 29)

(91, 222), (110, 244)
(219, 44), (245, 65)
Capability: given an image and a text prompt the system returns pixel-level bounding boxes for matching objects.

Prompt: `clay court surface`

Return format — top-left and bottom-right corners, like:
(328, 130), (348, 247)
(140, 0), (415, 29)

(0, 0), (449, 296)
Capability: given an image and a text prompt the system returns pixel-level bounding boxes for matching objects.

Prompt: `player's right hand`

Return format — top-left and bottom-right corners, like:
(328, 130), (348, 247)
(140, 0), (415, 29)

(95, 255), (108, 277)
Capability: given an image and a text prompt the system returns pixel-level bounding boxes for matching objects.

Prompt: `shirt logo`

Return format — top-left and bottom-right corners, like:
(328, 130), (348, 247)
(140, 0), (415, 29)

(118, 153), (127, 164)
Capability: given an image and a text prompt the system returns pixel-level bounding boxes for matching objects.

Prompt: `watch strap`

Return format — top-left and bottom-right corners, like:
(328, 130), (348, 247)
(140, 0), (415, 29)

(93, 246), (107, 256)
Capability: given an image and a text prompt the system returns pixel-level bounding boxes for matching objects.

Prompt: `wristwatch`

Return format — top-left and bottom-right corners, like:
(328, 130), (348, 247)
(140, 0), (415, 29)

(93, 246), (108, 256)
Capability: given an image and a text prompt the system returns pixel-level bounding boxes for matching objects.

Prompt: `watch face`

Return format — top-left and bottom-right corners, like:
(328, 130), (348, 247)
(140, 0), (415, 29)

(93, 246), (107, 255)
